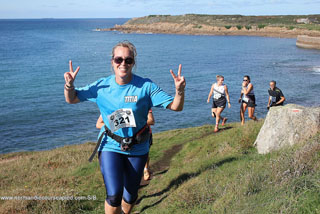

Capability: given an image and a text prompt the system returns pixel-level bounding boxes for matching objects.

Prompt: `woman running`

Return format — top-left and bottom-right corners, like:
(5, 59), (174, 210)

(239, 75), (257, 125)
(64, 41), (185, 214)
(207, 75), (231, 132)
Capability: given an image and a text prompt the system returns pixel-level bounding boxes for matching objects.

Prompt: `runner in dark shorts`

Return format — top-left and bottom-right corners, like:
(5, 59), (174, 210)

(239, 75), (257, 125)
(207, 75), (231, 132)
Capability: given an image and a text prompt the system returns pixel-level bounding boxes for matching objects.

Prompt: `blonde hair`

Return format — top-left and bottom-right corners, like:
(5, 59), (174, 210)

(111, 40), (137, 59)
(111, 41), (137, 72)
(216, 75), (224, 81)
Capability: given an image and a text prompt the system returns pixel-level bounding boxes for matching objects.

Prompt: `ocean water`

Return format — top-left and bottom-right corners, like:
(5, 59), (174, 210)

(0, 18), (320, 154)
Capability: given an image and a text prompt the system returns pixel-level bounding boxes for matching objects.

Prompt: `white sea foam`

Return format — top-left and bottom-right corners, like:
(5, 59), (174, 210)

(312, 66), (320, 74)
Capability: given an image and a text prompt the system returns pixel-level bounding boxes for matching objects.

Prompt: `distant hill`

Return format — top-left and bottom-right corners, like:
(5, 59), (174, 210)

(127, 14), (320, 29)
(100, 14), (320, 38)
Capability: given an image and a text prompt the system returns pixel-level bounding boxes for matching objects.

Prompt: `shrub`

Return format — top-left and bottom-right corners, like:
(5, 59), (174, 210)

(236, 25), (243, 30)
(193, 25), (202, 29)
(288, 26), (295, 30)
(258, 24), (266, 29)
(225, 25), (232, 29)
(245, 25), (252, 30)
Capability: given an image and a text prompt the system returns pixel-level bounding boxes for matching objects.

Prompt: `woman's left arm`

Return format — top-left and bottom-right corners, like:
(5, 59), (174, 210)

(224, 85), (231, 108)
(167, 64), (186, 111)
(147, 110), (155, 125)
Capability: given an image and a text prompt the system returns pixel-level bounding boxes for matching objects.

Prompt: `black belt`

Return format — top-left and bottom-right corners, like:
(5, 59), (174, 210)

(88, 125), (150, 162)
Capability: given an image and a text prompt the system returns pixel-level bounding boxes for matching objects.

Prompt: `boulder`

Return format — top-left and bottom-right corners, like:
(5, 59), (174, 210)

(255, 104), (320, 154)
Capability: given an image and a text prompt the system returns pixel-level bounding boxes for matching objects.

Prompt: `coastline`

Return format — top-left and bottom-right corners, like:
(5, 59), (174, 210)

(98, 14), (320, 39)
(99, 23), (320, 38)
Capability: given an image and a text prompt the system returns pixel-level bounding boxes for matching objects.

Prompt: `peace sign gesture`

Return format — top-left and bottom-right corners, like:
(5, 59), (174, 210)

(64, 60), (80, 86)
(170, 64), (186, 92)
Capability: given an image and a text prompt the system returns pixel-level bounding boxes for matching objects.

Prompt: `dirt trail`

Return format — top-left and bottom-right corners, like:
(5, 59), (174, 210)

(150, 144), (183, 175)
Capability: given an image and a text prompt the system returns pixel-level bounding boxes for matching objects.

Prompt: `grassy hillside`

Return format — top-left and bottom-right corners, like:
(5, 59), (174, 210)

(125, 14), (320, 31)
(1, 121), (320, 213)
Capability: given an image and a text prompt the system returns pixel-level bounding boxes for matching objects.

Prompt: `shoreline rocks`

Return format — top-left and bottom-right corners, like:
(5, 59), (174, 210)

(296, 35), (320, 50)
(99, 22), (320, 39)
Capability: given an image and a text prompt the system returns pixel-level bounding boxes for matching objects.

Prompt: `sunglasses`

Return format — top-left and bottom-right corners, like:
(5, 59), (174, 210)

(243, 79), (248, 82)
(113, 57), (134, 65)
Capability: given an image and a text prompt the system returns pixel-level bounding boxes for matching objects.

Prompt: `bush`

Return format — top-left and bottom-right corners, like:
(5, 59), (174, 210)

(245, 25), (252, 30)
(288, 26), (295, 30)
(258, 24), (266, 29)
(193, 25), (202, 29)
(236, 25), (243, 30)
(225, 25), (232, 29)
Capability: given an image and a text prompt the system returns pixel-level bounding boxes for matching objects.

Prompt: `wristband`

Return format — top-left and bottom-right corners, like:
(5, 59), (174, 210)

(177, 90), (184, 95)
(64, 84), (75, 91)
(65, 83), (74, 88)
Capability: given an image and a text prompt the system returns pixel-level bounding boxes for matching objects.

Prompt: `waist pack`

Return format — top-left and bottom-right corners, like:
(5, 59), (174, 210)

(88, 124), (150, 162)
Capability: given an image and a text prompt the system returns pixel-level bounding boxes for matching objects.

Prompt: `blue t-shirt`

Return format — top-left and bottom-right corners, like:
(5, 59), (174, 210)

(76, 74), (174, 155)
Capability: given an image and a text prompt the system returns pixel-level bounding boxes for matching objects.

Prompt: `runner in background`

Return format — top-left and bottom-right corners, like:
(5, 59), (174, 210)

(239, 75), (257, 125)
(267, 80), (286, 109)
(207, 75), (231, 132)
(144, 109), (154, 181)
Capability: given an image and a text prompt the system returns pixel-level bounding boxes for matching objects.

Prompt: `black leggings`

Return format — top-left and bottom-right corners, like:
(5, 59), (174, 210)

(99, 151), (148, 207)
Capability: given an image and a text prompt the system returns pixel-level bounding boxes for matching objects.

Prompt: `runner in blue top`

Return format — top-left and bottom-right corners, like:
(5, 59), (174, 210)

(64, 41), (186, 214)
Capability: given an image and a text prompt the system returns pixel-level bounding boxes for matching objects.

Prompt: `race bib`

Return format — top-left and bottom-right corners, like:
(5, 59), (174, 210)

(214, 93), (221, 100)
(108, 108), (136, 133)
(271, 96), (276, 103)
(242, 96), (249, 102)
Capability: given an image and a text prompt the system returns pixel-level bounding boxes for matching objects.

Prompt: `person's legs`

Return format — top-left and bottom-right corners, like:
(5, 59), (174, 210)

(105, 201), (121, 214)
(122, 153), (148, 214)
(144, 156), (151, 180)
(211, 108), (217, 118)
(99, 152), (125, 214)
(240, 103), (247, 125)
(215, 107), (225, 132)
(248, 107), (257, 121)
(211, 107), (218, 132)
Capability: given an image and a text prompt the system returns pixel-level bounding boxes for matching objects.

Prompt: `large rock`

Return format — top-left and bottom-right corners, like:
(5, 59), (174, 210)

(255, 104), (320, 154)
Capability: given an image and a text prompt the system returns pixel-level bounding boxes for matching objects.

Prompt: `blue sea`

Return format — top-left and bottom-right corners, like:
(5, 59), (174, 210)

(1, 18), (320, 154)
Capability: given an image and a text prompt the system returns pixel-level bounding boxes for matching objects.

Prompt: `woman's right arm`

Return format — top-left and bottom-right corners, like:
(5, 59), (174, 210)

(267, 96), (272, 107)
(207, 84), (214, 103)
(64, 60), (80, 104)
(239, 89), (243, 103)
(96, 115), (105, 129)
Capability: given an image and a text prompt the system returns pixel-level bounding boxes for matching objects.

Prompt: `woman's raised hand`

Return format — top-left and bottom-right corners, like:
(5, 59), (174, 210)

(64, 60), (80, 86)
(170, 64), (186, 93)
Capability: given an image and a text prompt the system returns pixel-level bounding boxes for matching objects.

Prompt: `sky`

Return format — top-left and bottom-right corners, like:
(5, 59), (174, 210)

(0, 0), (319, 19)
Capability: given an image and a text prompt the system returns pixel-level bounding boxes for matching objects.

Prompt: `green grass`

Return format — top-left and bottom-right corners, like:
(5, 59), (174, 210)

(1, 121), (320, 214)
